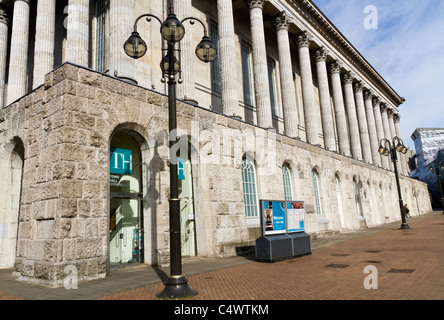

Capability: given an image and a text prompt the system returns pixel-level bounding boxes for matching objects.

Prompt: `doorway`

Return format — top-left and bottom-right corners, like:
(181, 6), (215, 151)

(109, 131), (144, 266)
(178, 145), (196, 257)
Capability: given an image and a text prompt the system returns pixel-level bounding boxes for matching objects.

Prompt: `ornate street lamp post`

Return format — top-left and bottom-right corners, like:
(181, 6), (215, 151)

(378, 137), (409, 229)
(429, 161), (444, 212)
(124, 3), (216, 299)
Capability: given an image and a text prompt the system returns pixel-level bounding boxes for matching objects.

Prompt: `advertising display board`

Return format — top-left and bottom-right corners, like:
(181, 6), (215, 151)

(286, 201), (305, 233)
(257, 199), (310, 262)
(260, 200), (305, 236)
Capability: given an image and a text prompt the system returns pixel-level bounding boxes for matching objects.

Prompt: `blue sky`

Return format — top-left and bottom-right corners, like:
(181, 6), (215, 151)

(311, 0), (444, 148)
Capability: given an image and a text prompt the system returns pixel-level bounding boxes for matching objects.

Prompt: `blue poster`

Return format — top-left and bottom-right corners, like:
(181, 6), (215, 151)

(178, 157), (185, 180)
(110, 148), (132, 175)
(263, 201), (286, 235)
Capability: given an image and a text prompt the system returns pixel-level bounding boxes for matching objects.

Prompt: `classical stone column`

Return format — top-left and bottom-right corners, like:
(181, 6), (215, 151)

(217, 0), (239, 116)
(66, 0), (89, 66)
(354, 81), (372, 163)
(329, 61), (350, 156)
(315, 48), (336, 150)
(247, 0), (272, 129)
(274, 12), (298, 138)
(364, 90), (381, 166)
(381, 103), (394, 170)
(342, 71), (362, 160)
(6, 0), (30, 105)
(394, 113), (408, 175)
(0, 7), (8, 108)
(297, 31), (319, 144)
(109, 0), (135, 83)
(33, 0), (56, 89)
(373, 98), (389, 169)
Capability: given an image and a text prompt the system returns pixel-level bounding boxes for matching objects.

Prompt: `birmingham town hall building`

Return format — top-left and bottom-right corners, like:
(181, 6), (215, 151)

(0, 0), (432, 287)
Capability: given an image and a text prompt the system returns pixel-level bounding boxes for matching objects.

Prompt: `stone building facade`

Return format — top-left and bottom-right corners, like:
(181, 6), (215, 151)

(0, 0), (431, 287)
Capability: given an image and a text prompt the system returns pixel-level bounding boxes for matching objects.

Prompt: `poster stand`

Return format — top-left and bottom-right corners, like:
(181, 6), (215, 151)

(255, 200), (311, 262)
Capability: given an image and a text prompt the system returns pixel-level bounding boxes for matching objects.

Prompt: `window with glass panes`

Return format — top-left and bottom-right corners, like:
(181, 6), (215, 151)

(312, 170), (322, 215)
(241, 157), (258, 217)
(95, 0), (106, 73)
(241, 42), (254, 106)
(282, 164), (293, 201)
(267, 57), (278, 116)
(209, 22), (221, 93)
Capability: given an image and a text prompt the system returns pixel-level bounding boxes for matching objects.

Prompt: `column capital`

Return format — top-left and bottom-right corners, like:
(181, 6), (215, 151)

(247, 0), (267, 10)
(364, 90), (374, 101)
(297, 31), (312, 48)
(329, 60), (341, 74)
(387, 108), (395, 118)
(0, 7), (7, 25)
(354, 81), (364, 93)
(343, 71), (354, 84)
(274, 11), (291, 31)
(372, 97), (380, 107)
(393, 113), (401, 123)
(314, 47), (328, 63)
(380, 103), (389, 112)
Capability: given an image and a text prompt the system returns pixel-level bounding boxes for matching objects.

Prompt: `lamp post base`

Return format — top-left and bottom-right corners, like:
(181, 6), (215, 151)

(157, 275), (198, 299)
(399, 223), (410, 230)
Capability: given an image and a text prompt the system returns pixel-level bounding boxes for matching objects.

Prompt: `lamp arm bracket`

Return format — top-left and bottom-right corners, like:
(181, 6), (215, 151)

(133, 13), (163, 31)
(181, 16), (208, 36)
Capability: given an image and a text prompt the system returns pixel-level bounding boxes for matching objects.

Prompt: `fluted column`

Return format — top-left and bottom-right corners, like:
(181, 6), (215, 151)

(217, 0), (239, 116)
(297, 31), (319, 144)
(6, 0), (30, 105)
(354, 81), (372, 163)
(329, 61), (350, 156)
(33, 0), (56, 89)
(364, 90), (381, 166)
(373, 98), (389, 169)
(275, 12), (298, 137)
(65, 0), (89, 66)
(0, 7), (8, 108)
(394, 113), (408, 175)
(381, 103), (394, 170)
(343, 71), (362, 160)
(248, 0), (272, 128)
(315, 48), (336, 150)
(110, 0), (135, 83)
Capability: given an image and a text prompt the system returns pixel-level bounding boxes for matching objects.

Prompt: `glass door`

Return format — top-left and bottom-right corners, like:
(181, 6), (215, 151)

(109, 194), (143, 266)
(178, 154), (196, 257)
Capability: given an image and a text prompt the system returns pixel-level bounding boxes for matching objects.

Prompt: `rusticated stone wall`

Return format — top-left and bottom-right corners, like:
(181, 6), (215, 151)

(0, 63), (432, 287)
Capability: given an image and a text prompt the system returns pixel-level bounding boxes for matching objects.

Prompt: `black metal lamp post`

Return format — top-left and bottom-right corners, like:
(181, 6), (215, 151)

(429, 161), (444, 212)
(378, 137), (410, 229)
(124, 3), (216, 299)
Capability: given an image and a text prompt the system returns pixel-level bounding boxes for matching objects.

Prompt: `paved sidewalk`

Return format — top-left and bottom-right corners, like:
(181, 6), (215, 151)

(1, 211), (443, 300)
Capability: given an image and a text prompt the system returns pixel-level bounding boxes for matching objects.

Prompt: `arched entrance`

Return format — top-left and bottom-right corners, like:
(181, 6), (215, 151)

(109, 131), (144, 266)
(177, 140), (197, 257)
(0, 137), (24, 268)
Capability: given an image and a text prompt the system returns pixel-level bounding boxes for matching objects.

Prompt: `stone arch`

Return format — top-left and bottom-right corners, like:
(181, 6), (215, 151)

(108, 123), (161, 266)
(0, 136), (24, 268)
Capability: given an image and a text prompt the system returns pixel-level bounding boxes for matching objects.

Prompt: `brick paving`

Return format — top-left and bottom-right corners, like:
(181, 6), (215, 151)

(98, 212), (444, 300)
(1, 212), (443, 301)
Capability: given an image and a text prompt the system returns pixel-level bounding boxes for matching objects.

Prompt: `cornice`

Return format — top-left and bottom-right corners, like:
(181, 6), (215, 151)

(287, 0), (404, 106)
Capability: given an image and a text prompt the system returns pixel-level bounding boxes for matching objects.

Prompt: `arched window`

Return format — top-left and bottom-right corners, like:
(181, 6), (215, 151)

(335, 174), (345, 228)
(312, 170), (322, 216)
(353, 177), (363, 217)
(282, 164), (293, 201)
(241, 157), (258, 218)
